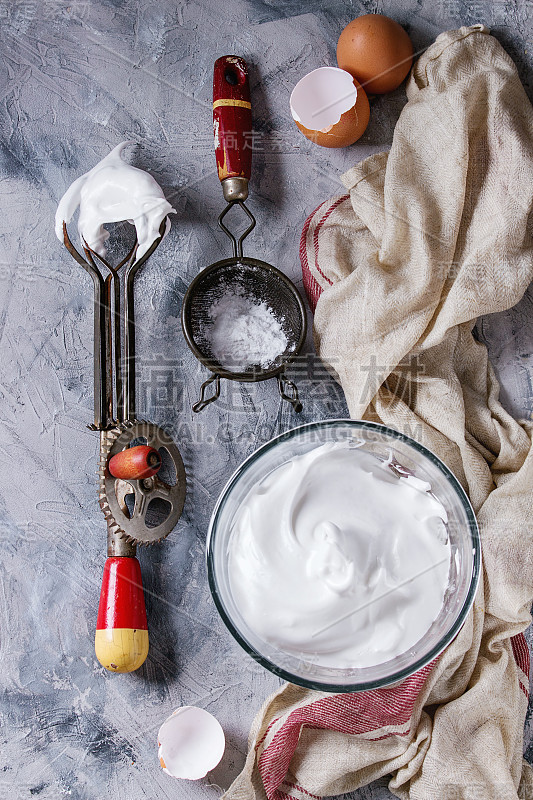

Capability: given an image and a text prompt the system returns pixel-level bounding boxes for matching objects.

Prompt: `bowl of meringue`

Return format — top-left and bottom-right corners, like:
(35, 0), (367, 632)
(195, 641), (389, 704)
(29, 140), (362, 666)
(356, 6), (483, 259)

(206, 419), (481, 692)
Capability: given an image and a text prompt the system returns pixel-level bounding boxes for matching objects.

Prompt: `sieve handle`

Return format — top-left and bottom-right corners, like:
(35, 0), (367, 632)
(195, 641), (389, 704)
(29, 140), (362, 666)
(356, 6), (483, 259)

(213, 56), (252, 199)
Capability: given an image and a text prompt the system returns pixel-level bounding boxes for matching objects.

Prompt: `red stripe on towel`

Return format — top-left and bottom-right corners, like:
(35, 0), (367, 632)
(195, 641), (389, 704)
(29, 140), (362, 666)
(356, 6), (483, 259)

(282, 782), (321, 799)
(258, 659), (436, 800)
(511, 632), (530, 698)
(300, 195), (350, 311)
(299, 202), (324, 311)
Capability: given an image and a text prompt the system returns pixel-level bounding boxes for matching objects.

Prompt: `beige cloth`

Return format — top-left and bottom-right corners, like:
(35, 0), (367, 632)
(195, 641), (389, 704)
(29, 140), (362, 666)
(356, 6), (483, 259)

(224, 26), (533, 800)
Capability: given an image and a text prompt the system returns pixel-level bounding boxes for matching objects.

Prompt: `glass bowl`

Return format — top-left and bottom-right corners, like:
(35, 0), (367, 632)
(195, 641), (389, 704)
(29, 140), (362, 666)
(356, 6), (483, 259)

(206, 420), (481, 692)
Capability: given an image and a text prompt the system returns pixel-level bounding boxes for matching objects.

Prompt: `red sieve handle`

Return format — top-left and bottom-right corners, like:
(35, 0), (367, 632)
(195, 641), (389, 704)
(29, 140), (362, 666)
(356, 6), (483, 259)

(213, 56), (252, 198)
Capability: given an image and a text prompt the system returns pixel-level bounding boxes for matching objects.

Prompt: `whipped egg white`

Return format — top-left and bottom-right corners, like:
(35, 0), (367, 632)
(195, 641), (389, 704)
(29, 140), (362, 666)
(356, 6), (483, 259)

(227, 441), (450, 668)
(55, 141), (175, 263)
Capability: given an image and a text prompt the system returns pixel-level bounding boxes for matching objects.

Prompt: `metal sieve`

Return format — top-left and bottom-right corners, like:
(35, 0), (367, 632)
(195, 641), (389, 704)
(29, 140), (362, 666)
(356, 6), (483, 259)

(181, 55), (307, 413)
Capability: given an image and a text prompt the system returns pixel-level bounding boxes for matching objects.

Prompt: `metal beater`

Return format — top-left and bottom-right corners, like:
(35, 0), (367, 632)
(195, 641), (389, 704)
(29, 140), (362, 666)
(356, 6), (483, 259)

(61, 219), (186, 673)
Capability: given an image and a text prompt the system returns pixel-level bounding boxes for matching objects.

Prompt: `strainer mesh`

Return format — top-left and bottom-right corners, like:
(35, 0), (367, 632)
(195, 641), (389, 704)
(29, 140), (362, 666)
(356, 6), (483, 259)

(184, 261), (304, 375)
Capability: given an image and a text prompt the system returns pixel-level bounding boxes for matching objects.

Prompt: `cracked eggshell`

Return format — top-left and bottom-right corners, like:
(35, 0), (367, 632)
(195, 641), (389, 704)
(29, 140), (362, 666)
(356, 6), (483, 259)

(157, 706), (225, 780)
(290, 67), (370, 148)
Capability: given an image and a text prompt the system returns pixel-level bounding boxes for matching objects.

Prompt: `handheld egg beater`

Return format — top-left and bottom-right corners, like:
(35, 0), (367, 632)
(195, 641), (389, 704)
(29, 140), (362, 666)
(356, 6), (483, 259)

(59, 197), (185, 673)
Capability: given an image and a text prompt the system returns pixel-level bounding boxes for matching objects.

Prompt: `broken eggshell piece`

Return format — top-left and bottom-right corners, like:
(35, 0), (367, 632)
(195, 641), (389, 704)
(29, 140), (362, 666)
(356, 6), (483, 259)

(290, 66), (370, 148)
(157, 706), (225, 780)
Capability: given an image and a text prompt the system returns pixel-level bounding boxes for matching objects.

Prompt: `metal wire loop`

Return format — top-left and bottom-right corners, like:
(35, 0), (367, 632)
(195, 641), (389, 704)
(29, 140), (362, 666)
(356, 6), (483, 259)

(218, 200), (256, 259)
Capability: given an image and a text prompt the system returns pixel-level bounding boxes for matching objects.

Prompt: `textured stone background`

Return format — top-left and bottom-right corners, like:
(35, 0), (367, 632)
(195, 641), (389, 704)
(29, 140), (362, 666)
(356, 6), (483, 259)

(0, 1), (531, 798)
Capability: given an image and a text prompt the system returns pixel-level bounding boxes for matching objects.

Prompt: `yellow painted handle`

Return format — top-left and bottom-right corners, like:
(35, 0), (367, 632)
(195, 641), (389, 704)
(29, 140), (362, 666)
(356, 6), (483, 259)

(95, 627), (149, 673)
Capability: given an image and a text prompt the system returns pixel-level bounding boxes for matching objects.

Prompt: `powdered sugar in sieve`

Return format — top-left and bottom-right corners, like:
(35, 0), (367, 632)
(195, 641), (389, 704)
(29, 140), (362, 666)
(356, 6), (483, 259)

(207, 288), (288, 372)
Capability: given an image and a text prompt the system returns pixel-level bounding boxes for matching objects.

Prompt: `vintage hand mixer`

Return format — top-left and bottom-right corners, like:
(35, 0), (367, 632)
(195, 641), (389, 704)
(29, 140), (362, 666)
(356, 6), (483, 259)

(60, 217), (186, 673)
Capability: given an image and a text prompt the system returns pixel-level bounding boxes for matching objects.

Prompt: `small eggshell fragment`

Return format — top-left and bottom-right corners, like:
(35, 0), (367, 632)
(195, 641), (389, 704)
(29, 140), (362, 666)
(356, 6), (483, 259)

(157, 706), (225, 781)
(337, 14), (413, 95)
(290, 67), (370, 148)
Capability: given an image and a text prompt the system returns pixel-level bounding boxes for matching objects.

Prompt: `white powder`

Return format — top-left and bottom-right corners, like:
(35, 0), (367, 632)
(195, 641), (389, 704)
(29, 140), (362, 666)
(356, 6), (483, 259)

(208, 290), (288, 371)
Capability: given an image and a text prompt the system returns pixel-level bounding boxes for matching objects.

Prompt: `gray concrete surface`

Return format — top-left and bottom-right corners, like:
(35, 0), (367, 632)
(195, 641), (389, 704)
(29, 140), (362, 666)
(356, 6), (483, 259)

(0, 1), (531, 798)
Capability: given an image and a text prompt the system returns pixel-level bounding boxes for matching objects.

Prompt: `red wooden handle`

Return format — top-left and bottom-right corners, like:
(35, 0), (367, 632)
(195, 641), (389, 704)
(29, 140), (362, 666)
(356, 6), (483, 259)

(95, 556), (149, 673)
(108, 445), (161, 480)
(213, 55), (252, 183)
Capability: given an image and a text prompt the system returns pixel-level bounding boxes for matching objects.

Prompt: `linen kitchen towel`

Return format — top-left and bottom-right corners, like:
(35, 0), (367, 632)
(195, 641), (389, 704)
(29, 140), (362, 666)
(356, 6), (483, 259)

(224, 25), (533, 800)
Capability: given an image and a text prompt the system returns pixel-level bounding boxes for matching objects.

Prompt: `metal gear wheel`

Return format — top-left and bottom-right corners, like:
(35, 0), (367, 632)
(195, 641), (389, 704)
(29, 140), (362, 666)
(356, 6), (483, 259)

(98, 419), (186, 545)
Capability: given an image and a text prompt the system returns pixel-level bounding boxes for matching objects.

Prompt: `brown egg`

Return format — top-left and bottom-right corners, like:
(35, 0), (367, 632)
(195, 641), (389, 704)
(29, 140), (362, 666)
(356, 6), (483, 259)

(290, 67), (370, 149)
(337, 14), (413, 95)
